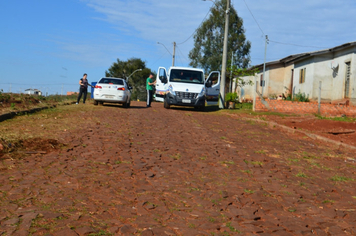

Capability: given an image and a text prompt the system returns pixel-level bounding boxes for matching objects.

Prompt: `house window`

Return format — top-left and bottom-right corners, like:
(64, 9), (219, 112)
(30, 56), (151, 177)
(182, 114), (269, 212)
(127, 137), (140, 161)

(299, 68), (306, 84)
(260, 74), (265, 87)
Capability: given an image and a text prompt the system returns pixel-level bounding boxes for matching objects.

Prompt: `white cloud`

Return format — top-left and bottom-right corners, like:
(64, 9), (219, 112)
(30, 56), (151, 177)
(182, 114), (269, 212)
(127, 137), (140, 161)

(81, 0), (356, 66)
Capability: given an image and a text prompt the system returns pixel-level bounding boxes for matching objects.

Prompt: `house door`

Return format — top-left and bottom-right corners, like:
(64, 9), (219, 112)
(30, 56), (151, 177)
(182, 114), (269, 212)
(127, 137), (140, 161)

(344, 62), (351, 98)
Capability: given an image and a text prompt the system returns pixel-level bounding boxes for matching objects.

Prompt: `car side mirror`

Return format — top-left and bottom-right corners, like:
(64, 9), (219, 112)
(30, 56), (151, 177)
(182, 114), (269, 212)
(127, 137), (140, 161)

(128, 86), (133, 90)
(159, 76), (167, 84)
(205, 80), (212, 88)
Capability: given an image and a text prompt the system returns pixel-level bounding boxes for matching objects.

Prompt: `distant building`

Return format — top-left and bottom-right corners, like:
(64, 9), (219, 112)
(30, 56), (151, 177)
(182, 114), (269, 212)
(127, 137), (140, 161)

(24, 89), (42, 95)
(239, 41), (356, 105)
(67, 92), (78, 96)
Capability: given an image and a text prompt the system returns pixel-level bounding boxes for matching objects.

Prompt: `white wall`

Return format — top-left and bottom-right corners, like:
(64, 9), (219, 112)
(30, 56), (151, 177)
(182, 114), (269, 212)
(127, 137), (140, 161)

(293, 47), (355, 102)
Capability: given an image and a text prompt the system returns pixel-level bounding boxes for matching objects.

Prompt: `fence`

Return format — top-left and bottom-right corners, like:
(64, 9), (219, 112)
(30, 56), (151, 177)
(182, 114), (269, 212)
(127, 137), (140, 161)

(254, 97), (356, 117)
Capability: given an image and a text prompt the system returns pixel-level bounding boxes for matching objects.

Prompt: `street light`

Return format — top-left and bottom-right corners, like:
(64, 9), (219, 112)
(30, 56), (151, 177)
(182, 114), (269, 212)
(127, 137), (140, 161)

(126, 69), (142, 82)
(203, 0), (230, 108)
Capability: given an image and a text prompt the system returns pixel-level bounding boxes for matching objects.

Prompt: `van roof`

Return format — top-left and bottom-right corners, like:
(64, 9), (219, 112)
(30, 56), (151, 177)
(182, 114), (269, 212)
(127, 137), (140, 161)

(169, 66), (204, 72)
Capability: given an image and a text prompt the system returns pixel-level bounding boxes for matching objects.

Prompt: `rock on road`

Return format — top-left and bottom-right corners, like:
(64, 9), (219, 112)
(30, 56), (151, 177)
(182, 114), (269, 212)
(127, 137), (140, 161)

(0, 101), (355, 235)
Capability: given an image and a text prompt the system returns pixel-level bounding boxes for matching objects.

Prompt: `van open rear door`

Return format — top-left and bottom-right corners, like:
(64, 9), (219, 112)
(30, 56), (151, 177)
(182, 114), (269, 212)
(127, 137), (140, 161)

(205, 71), (220, 106)
(155, 67), (168, 102)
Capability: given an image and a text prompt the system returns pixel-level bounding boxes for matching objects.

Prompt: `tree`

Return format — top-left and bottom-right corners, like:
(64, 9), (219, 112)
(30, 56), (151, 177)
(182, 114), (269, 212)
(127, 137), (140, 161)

(227, 66), (259, 92)
(105, 58), (151, 100)
(189, 0), (251, 73)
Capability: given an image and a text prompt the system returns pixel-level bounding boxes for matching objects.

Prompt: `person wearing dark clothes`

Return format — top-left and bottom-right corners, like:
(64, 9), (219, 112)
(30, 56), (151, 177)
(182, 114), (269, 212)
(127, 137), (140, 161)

(76, 73), (93, 104)
(146, 73), (156, 107)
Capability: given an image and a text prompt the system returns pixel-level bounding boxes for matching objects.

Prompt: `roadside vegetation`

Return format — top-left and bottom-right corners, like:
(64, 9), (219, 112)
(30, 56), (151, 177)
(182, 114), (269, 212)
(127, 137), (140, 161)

(0, 89), (78, 114)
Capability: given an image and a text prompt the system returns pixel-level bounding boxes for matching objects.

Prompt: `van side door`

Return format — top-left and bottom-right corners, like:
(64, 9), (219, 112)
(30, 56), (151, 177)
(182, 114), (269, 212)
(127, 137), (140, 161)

(205, 71), (220, 105)
(155, 67), (168, 102)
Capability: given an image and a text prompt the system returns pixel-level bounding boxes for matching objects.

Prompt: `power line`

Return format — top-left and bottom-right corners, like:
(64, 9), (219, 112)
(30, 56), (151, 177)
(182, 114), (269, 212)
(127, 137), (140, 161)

(176, 45), (189, 65)
(242, 0), (265, 36)
(148, 51), (169, 69)
(241, 1), (328, 50)
(176, 4), (214, 45)
(269, 40), (327, 49)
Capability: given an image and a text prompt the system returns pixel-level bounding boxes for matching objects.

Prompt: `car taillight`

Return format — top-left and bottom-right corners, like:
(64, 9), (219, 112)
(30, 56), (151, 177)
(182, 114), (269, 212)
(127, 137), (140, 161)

(95, 85), (102, 89)
(117, 87), (125, 91)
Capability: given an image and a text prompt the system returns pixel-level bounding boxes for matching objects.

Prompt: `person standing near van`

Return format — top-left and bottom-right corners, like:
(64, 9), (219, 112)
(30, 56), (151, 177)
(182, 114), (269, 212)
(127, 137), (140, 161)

(146, 73), (156, 107)
(76, 73), (93, 104)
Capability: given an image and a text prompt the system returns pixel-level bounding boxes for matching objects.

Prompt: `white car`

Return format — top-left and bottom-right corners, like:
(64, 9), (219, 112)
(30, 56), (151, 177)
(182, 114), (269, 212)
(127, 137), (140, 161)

(93, 77), (132, 108)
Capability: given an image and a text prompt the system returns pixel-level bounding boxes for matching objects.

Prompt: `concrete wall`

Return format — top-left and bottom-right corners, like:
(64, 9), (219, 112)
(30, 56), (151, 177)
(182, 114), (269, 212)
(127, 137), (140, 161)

(238, 63), (293, 100)
(293, 46), (355, 104)
(240, 44), (356, 105)
(293, 57), (315, 99)
(235, 75), (256, 101)
(267, 64), (286, 96)
(255, 98), (356, 117)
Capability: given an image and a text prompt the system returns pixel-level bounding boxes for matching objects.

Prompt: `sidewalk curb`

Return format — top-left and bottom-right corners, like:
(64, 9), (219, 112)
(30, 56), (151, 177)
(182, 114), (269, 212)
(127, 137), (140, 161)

(230, 115), (356, 151)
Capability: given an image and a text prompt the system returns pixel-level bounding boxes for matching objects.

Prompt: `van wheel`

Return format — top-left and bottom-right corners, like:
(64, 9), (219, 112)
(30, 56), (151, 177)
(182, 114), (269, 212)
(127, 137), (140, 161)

(194, 105), (205, 111)
(164, 98), (170, 109)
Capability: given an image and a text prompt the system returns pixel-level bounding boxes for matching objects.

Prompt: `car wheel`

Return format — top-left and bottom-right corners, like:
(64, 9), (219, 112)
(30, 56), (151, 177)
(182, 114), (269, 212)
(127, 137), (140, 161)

(127, 100), (131, 108)
(164, 97), (170, 109)
(93, 100), (98, 105)
(123, 99), (128, 108)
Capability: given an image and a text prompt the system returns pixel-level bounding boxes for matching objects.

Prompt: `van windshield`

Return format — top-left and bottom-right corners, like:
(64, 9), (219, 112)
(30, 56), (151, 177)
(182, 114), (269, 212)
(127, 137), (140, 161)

(170, 69), (204, 84)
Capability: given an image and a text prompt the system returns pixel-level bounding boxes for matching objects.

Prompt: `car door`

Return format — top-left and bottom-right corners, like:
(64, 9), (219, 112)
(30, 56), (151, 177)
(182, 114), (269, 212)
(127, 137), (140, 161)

(155, 67), (168, 102)
(205, 71), (220, 105)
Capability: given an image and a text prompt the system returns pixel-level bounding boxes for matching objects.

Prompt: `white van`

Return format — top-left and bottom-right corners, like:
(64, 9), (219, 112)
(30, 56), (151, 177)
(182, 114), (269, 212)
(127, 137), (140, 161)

(155, 66), (220, 110)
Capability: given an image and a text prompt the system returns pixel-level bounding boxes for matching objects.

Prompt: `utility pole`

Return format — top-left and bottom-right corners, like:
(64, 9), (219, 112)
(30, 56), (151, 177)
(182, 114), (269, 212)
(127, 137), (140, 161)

(219, 0), (230, 109)
(229, 52), (234, 93)
(172, 42), (176, 67)
(262, 35), (269, 97)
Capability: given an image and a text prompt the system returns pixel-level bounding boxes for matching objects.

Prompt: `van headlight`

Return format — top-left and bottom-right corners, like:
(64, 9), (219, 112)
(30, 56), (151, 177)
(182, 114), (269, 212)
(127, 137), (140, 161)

(198, 87), (205, 97)
(168, 85), (176, 96)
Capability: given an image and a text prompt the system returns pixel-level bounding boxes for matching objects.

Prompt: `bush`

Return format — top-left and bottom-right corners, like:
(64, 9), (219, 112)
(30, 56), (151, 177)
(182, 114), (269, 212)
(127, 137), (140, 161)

(293, 92), (309, 102)
(225, 92), (238, 102)
(0, 90), (11, 102)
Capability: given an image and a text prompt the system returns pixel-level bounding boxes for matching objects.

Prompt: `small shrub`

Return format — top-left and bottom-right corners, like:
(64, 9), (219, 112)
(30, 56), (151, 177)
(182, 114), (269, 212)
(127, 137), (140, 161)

(225, 92), (238, 102)
(293, 91), (310, 102)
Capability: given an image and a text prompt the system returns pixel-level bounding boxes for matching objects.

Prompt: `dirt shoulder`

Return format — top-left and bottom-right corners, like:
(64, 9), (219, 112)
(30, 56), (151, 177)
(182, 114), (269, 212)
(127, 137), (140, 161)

(225, 110), (356, 148)
(0, 93), (76, 116)
(0, 101), (355, 235)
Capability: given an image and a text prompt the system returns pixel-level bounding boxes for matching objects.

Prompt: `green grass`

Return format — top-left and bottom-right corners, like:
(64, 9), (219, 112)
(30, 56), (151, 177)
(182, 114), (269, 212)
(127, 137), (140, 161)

(170, 153), (181, 160)
(254, 150), (266, 154)
(244, 189), (255, 194)
(329, 175), (354, 182)
(322, 199), (335, 204)
(315, 114), (356, 122)
(296, 172), (308, 178)
(288, 208), (296, 212)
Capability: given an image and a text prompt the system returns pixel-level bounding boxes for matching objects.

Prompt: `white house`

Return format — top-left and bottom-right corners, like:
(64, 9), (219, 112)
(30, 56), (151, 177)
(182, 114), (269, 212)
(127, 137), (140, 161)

(238, 41), (356, 105)
(24, 89), (42, 95)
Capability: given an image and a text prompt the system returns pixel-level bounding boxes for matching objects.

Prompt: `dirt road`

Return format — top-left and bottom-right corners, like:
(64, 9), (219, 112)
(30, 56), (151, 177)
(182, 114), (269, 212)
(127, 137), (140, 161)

(0, 101), (355, 235)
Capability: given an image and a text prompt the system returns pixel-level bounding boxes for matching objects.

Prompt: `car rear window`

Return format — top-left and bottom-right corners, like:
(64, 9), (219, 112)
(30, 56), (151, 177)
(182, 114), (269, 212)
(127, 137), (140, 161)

(99, 78), (124, 85)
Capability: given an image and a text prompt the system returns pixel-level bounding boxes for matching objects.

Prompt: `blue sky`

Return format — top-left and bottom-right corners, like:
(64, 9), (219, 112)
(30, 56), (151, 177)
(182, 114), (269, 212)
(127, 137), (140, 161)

(0, 0), (355, 95)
